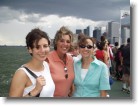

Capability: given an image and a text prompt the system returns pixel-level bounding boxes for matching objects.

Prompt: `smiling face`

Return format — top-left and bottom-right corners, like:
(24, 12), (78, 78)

(53, 26), (73, 57)
(79, 38), (94, 59)
(56, 34), (71, 56)
(29, 38), (50, 61)
(26, 28), (50, 62)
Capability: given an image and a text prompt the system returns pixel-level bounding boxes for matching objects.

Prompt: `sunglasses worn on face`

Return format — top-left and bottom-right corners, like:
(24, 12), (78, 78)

(64, 66), (68, 79)
(79, 45), (93, 49)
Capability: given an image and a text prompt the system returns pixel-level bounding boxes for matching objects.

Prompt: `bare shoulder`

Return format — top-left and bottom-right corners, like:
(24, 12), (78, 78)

(102, 50), (107, 55)
(9, 68), (28, 97)
(14, 68), (26, 76)
(12, 68), (28, 83)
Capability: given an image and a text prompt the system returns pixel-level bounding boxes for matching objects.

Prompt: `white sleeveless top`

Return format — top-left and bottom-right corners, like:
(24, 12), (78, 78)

(19, 61), (55, 97)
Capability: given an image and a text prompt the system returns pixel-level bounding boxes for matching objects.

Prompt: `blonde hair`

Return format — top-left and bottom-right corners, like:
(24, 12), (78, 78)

(53, 26), (73, 50)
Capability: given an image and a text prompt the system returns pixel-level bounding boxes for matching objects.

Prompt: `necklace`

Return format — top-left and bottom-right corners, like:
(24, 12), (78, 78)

(58, 53), (68, 79)
(63, 58), (68, 79)
(64, 66), (68, 79)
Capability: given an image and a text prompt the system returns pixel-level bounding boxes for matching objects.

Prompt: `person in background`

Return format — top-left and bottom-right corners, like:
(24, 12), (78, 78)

(100, 36), (111, 68)
(72, 36), (110, 97)
(9, 28), (55, 97)
(69, 33), (86, 61)
(121, 38), (130, 94)
(91, 37), (97, 55)
(100, 35), (106, 42)
(95, 41), (109, 66)
(114, 44), (125, 80)
(107, 40), (114, 75)
(68, 42), (79, 57)
(112, 42), (119, 77)
(112, 42), (119, 57)
(46, 26), (74, 97)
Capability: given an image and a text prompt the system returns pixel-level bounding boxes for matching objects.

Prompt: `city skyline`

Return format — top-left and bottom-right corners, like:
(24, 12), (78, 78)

(0, 0), (130, 45)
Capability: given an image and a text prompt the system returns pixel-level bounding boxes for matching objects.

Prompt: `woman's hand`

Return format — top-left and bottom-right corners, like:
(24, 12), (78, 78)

(30, 76), (46, 96)
(36, 75), (46, 90)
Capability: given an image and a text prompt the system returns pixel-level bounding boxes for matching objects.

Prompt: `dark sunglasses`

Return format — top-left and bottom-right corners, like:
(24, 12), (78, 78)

(64, 66), (68, 79)
(79, 45), (93, 49)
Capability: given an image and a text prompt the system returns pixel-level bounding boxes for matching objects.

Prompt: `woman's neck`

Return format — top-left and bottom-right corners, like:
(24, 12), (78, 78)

(26, 59), (44, 71)
(56, 50), (66, 64)
(82, 57), (93, 64)
(82, 56), (94, 69)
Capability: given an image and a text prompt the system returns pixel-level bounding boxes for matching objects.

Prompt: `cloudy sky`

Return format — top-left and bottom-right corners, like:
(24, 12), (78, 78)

(0, 0), (130, 45)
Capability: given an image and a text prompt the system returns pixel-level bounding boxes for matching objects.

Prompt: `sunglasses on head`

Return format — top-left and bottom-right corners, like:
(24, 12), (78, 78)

(79, 45), (93, 49)
(64, 66), (68, 79)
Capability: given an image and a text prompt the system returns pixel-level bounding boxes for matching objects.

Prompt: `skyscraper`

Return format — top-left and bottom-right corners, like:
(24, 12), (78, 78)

(108, 21), (120, 44)
(84, 26), (94, 37)
(76, 29), (82, 35)
(93, 27), (101, 41)
(121, 25), (130, 44)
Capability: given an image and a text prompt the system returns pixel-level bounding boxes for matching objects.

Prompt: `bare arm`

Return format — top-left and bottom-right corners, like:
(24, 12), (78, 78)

(103, 51), (109, 66)
(9, 69), (27, 97)
(100, 90), (107, 97)
(9, 69), (45, 97)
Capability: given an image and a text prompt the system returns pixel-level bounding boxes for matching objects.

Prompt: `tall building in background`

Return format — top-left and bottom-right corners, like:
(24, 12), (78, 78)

(93, 27), (101, 41)
(121, 25), (130, 44)
(76, 29), (82, 35)
(86, 26), (90, 36)
(83, 28), (87, 36)
(75, 25), (107, 40)
(83, 26), (94, 37)
(108, 21), (120, 44)
(120, 11), (130, 44)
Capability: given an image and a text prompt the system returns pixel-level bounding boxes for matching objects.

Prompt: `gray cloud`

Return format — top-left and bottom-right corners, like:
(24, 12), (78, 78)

(0, 0), (130, 21)
(0, 0), (130, 45)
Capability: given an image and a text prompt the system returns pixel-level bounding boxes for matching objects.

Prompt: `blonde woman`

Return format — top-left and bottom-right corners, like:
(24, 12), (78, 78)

(46, 26), (74, 97)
